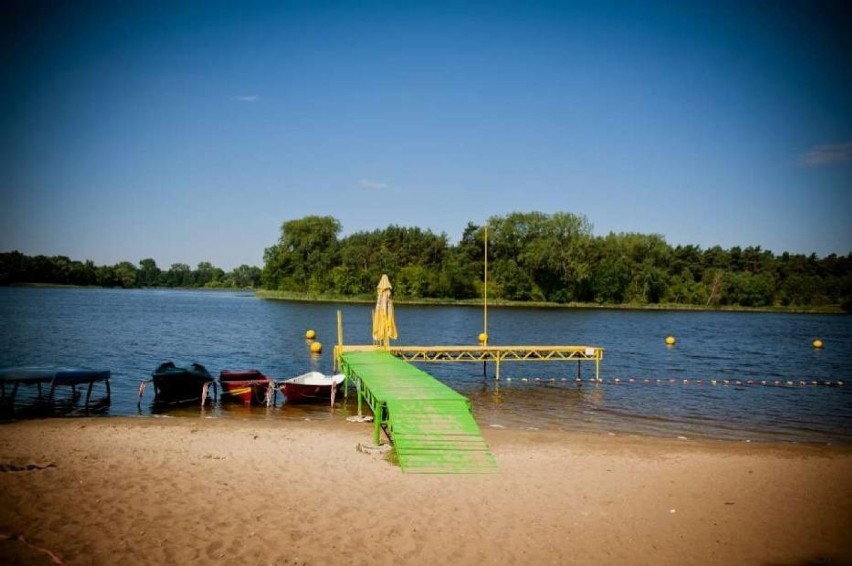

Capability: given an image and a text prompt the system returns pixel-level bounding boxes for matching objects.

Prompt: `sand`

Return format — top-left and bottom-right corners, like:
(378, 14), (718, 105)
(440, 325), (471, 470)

(1, 417), (850, 565)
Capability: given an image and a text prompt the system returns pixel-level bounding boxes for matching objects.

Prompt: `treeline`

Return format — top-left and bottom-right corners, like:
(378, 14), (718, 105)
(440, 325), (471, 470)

(262, 213), (852, 312)
(0, 252), (262, 289)
(3, 211), (850, 310)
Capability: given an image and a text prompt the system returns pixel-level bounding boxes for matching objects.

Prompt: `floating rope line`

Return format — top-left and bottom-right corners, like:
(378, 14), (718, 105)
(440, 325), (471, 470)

(501, 376), (845, 387)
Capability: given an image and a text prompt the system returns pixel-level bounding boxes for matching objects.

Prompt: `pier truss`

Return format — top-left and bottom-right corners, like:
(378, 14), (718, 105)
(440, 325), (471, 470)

(337, 345), (604, 380)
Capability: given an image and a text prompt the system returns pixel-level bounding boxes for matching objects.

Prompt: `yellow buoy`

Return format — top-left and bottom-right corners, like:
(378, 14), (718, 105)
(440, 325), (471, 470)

(812, 339), (823, 349)
(305, 329), (316, 340)
(310, 341), (322, 354)
(478, 332), (488, 344)
(665, 336), (676, 346)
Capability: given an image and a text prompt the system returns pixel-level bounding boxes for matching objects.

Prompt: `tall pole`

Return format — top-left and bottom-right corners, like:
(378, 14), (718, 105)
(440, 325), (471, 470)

(482, 224), (489, 378)
(483, 224), (488, 342)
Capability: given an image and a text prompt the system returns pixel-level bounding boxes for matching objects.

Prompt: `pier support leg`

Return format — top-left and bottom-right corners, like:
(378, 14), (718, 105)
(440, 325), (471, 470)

(373, 405), (383, 445)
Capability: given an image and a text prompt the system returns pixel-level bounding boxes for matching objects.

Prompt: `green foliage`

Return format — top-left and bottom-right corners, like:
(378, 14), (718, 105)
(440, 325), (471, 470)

(262, 215), (341, 293)
(227, 265), (262, 289)
(486, 211), (593, 302)
(2, 210), (850, 311)
(256, 212), (850, 311)
(138, 258), (161, 287)
(0, 253), (262, 290)
(723, 271), (775, 307)
(112, 262), (138, 288)
(165, 263), (193, 287)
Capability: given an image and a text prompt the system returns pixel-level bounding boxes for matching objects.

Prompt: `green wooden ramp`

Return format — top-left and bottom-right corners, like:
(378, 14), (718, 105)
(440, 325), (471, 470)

(340, 350), (497, 474)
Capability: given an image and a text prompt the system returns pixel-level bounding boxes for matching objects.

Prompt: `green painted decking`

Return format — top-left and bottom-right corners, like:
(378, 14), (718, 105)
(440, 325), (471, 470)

(338, 350), (497, 474)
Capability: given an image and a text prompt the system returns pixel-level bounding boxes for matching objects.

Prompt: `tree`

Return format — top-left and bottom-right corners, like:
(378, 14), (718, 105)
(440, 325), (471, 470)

(138, 258), (161, 287)
(725, 272), (775, 307)
(486, 211), (593, 302)
(492, 258), (537, 301)
(664, 270), (708, 304)
(593, 255), (630, 303)
(263, 216), (341, 292)
(336, 231), (380, 294)
(194, 261), (224, 287)
(520, 212), (594, 302)
(248, 212), (850, 308)
(435, 248), (478, 299)
(69, 260), (97, 286)
(166, 263), (192, 287)
(397, 264), (430, 298)
(228, 265), (262, 288)
(112, 262), (138, 288)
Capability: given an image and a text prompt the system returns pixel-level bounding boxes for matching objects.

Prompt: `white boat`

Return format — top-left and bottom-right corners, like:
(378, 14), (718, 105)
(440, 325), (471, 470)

(279, 371), (344, 403)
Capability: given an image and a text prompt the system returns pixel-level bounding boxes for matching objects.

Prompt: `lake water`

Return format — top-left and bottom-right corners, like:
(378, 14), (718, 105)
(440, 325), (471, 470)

(1, 287), (850, 444)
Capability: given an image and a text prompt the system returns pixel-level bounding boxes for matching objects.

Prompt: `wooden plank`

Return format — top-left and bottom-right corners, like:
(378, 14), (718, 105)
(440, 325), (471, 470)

(391, 421), (482, 436)
(395, 440), (489, 452)
(397, 451), (497, 474)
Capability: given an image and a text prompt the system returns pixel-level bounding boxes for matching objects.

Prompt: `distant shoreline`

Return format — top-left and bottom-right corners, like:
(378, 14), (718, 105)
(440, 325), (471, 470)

(254, 289), (847, 315)
(3, 283), (845, 314)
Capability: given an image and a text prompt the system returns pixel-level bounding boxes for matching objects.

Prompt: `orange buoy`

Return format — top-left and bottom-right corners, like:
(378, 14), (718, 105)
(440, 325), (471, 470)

(310, 341), (322, 354)
(305, 329), (316, 340)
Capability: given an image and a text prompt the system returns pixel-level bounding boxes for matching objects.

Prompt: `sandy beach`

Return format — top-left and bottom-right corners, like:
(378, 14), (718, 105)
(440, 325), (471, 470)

(1, 417), (850, 565)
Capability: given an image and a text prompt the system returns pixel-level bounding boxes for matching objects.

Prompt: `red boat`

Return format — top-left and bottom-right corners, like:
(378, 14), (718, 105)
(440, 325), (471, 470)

(279, 371), (344, 403)
(219, 370), (274, 406)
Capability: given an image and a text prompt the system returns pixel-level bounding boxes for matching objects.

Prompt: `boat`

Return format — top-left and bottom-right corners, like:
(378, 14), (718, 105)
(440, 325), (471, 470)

(279, 371), (345, 403)
(146, 361), (215, 406)
(0, 367), (111, 416)
(219, 369), (273, 406)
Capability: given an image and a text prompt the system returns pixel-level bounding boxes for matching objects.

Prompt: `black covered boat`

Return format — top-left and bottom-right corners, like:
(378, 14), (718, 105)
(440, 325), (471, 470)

(146, 361), (215, 406)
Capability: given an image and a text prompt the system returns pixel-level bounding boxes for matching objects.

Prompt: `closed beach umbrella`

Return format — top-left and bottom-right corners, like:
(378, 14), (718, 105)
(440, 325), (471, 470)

(372, 274), (398, 347)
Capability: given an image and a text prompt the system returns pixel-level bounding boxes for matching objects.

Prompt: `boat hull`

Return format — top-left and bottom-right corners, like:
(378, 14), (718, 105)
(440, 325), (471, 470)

(151, 362), (213, 405)
(219, 370), (273, 405)
(280, 372), (344, 403)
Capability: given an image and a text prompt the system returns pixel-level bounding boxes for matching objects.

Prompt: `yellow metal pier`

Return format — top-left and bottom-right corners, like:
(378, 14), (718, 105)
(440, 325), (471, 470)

(337, 344), (604, 381)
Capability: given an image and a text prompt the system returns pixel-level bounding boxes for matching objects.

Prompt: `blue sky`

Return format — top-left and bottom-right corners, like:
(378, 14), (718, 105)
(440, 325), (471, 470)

(2, 1), (850, 270)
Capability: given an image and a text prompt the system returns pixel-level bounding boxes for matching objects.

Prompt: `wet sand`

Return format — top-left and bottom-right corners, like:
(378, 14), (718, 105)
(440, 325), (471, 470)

(1, 417), (850, 565)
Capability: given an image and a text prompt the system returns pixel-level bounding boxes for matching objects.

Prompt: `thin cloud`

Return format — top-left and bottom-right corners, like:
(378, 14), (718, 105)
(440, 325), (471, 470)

(359, 179), (390, 190)
(798, 142), (852, 166)
(235, 95), (259, 102)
